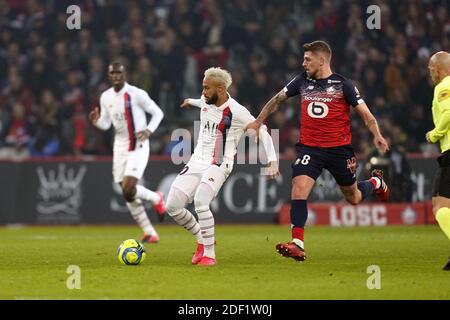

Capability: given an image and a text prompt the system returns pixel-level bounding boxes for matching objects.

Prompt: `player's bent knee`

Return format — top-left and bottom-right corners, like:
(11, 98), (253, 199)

(165, 189), (188, 216)
(291, 177), (315, 199)
(291, 185), (310, 199)
(167, 207), (183, 217)
(345, 196), (360, 206)
(165, 200), (179, 216)
(193, 183), (215, 212)
(195, 205), (210, 215)
(122, 186), (136, 203)
(165, 199), (183, 216)
(194, 197), (209, 213)
(194, 194), (211, 213)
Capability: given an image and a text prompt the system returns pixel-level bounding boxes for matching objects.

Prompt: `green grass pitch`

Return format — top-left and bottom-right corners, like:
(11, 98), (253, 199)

(0, 225), (449, 299)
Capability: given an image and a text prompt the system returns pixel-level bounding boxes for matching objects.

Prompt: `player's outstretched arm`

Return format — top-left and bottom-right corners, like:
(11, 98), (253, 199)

(354, 103), (389, 154)
(246, 90), (288, 141)
(181, 97), (204, 109)
(259, 126), (281, 179)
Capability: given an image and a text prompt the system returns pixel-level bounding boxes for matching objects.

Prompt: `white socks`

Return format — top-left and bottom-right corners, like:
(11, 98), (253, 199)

(166, 188), (203, 244)
(126, 199), (157, 236)
(171, 208), (203, 244)
(135, 185), (161, 204)
(194, 183), (216, 259)
(370, 177), (382, 190)
(196, 208), (215, 258)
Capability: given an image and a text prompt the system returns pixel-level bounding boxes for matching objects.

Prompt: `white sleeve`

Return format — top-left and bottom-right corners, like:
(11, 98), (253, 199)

(236, 105), (256, 127)
(187, 96), (205, 108)
(95, 93), (112, 130)
(138, 89), (164, 133)
(235, 105), (277, 163)
(259, 125), (278, 163)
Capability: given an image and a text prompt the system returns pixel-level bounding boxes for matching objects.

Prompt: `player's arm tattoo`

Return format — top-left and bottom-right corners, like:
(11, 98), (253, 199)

(256, 91), (288, 123)
(365, 117), (383, 138)
(365, 119), (377, 130)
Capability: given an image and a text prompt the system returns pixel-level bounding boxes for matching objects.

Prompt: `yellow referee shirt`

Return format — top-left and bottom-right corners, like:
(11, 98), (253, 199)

(429, 75), (450, 153)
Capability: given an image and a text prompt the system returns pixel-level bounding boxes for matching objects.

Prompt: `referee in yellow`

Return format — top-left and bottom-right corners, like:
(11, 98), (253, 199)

(426, 51), (450, 270)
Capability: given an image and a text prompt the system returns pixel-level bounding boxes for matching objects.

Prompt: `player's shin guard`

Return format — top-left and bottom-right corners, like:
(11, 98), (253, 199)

(194, 184), (216, 259)
(291, 199), (307, 249)
(126, 199), (157, 236)
(436, 207), (450, 241)
(358, 181), (375, 201)
(170, 208), (202, 243)
(166, 188), (203, 244)
(196, 206), (215, 259)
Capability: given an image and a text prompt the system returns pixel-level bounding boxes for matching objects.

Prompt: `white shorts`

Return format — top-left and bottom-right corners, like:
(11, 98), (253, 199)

(170, 159), (231, 203)
(113, 142), (149, 183)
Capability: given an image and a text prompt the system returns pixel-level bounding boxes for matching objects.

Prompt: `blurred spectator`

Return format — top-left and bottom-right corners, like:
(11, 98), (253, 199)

(131, 57), (155, 94)
(0, 0), (448, 159)
(1, 67), (34, 116)
(3, 102), (30, 157)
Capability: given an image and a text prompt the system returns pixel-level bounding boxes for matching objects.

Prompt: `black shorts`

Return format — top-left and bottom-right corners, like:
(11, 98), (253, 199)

(292, 143), (357, 186)
(432, 150), (450, 198)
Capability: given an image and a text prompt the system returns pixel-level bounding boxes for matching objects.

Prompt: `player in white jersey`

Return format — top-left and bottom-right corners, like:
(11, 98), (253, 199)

(166, 67), (280, 266)
(89, 62), (166, 243)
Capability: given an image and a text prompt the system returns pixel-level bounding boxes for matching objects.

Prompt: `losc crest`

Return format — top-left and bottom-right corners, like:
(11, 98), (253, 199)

(36, 164), (86, 223)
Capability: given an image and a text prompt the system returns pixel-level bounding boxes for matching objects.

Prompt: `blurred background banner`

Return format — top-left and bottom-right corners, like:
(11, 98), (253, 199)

(0, 158), (438, 225)
(0, 0), (448, 226)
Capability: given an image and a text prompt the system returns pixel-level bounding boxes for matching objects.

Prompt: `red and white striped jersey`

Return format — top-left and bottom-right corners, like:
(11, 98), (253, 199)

(96, 83), (163, 151)
(188, 95), (277, 169)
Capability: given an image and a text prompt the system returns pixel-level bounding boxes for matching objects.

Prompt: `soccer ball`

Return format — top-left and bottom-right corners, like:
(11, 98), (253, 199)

(117, 239), (146, 265)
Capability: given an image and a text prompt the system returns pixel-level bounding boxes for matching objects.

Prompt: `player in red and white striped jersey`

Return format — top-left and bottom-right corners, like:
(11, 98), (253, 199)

(166, 67), (280, 266)
(89, 62), (166, 243)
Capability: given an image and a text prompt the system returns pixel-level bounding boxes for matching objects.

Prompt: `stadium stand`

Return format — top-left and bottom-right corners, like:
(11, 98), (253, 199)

(0, 0), (449, 159)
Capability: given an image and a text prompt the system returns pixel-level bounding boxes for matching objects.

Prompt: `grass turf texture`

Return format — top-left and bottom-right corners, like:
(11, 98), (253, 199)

(0, 225), (449, 299)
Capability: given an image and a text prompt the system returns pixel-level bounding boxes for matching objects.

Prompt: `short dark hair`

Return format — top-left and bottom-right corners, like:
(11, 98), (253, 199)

(303, 40), (332, 58)
(108, 61), (125, 72)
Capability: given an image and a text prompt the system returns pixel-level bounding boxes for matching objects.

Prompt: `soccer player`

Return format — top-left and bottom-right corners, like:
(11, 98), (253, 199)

(166, 67), (279, 266)
(89, 62), (166, 243)
(246, 40), (390, 261)
(425, 51), (450, 271)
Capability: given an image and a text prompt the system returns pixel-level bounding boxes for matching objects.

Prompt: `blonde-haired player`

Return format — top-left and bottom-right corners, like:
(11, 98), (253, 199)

(426, 51), (450, 270)
(166, 67), (280, 266)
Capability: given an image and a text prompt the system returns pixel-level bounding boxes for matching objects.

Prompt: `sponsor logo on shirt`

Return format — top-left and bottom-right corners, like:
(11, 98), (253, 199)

(304, 96), (333, 103)
(326, 86), (335, 94)
(328, 79), (341, 84)
(223, 115), (232, 126)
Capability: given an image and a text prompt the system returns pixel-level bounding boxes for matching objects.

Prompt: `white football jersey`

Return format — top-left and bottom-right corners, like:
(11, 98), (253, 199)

(188, 95), (277, 170)
(96, 82), (164, 151)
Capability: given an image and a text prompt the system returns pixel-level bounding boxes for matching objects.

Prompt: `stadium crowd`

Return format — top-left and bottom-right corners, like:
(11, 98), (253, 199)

(0, 0), (449, 160)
